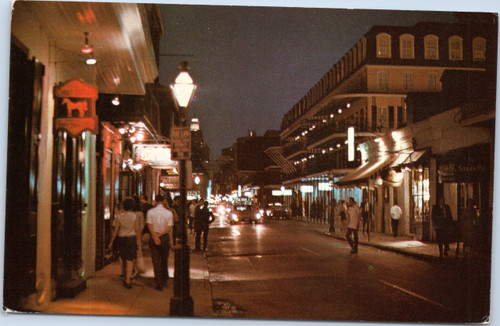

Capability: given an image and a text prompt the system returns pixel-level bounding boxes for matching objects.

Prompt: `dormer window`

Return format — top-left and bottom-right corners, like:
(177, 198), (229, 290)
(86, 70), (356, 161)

(473, 37), (486, 61)
(399, 34), (414, 59)
(424, 34), (439, 60)
(449, 36), (463, 61)
(376, 33), (392, 58)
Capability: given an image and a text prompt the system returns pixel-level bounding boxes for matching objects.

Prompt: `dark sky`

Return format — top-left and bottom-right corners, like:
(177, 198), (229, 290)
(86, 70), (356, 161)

(158, 5), (458, 159)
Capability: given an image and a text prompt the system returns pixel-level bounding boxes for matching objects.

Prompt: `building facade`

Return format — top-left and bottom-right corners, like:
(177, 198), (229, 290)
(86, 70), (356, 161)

(268, 19), (496, 239)
(5, 2), (169, 310)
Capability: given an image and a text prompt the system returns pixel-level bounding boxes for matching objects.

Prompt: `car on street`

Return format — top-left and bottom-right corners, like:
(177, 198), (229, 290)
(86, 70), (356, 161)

(264, 203), (290, 220)
(228, 205), (264, 224)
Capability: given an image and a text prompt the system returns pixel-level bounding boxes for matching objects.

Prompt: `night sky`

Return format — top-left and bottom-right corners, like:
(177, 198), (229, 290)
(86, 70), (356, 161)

(158, 4), (458, 159)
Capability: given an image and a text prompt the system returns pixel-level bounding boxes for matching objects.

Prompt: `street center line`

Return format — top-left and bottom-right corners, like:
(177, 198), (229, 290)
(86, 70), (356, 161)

(301, 247), (321, 256)
(378, 279), (452, 312)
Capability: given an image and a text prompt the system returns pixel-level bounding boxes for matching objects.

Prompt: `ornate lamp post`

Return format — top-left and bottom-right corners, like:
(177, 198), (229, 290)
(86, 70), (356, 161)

(170, 61), (196, 316)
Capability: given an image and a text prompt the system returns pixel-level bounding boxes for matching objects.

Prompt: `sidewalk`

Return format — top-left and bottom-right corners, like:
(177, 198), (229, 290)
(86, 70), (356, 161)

(36, 220), (487, 317)
(296, 219), (487, 263)
(38, 232), (215, 317)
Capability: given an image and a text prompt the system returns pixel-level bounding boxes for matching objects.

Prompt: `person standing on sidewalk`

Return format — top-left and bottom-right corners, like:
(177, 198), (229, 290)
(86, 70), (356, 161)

(146, 194), (175, 291)
(345, 197), (362, 254)
(361, 198), (371, 240)
(108, 197), (141, 289)
(195, 201), (215, 251)
(390, 203), (403, 237)
(431, 197), (453, 258)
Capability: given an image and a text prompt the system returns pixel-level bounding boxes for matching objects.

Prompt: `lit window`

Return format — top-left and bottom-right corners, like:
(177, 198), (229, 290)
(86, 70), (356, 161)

(399, 34), (414, 59)
(403, 72), (413, 92)
(424, 34), (439, 60)
(449, 36), (463, 60)
(473, 37), (486, 61)
(376, 33), (391, 58)
(428, 72), (438, 92)
(377, 71), (389, 92)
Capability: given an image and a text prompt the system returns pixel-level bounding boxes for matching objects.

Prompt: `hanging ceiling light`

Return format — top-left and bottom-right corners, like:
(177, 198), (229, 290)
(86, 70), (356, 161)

(86, 54), (97, 65)
(81, 32), (93, 54)
(111, 96), (120, 106)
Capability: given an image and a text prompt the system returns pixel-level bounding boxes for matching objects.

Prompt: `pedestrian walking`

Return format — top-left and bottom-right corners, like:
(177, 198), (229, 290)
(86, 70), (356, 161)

(361, 198), (371, 240)
(146, 194), (175, 290)
(390, 203), (403, 237)
(195, 201), (215, 251)
(345, 197), (362, 254)
(108, 197), (142, 289)
(432, 197), (453, 258)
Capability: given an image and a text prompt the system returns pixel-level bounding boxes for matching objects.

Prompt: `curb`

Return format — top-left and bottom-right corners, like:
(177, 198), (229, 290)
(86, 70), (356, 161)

(321, 231), (439, 262)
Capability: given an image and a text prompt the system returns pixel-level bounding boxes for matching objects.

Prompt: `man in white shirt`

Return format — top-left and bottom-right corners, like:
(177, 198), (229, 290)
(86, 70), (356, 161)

(346, 197), (362, 254)
(390, 203), (403, 237)
(147, 194), (174, 291)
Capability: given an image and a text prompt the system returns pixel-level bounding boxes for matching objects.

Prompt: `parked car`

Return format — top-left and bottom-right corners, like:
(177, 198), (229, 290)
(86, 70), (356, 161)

(264, 203), (290, 220)
(229, 205), (264, 224)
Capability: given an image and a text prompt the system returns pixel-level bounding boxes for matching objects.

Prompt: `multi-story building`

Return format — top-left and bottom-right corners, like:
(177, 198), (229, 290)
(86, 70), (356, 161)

(268, 20), (496, 233)
(5, 2), (167, 310)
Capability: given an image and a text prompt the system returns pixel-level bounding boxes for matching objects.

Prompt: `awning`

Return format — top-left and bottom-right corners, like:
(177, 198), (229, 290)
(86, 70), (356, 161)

(391, 150), (427, 168)
(264, 146), (297, 174)
(335, 155), (395, 187)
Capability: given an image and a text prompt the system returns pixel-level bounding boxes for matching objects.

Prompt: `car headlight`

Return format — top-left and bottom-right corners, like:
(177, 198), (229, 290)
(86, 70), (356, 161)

(266, 210), (271, 215)
(231, 213), (239, 221)
(255, 213), (262, 220)
(259, 209), (264, 215)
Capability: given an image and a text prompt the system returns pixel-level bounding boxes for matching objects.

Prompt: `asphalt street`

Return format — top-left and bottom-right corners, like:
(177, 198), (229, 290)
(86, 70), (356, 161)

(206, 214), (490, 323)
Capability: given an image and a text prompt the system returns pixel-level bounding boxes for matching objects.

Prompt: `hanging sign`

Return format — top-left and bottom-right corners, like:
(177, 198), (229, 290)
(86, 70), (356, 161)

(54, 78), (98, 137)
(171, 126), (191, 160)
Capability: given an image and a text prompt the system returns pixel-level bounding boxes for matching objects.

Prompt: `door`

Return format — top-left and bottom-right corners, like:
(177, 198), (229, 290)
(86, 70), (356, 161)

(52, 132), (86, 288)
(4, 38), (44, 309)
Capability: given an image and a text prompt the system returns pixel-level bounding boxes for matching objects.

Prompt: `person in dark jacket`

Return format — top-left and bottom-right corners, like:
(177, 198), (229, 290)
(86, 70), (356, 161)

(432, 197), (454, 257)
(195, 201), (215, 251)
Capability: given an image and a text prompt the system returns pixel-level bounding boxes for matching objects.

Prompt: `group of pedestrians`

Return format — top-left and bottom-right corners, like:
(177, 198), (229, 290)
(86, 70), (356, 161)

(110, 194), (176, 290)
(108, 193), (217, 291)
(334, 195), (474, 258)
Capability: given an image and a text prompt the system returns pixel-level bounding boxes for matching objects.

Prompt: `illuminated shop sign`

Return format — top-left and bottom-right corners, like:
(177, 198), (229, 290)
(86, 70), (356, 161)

(318, 182), (333, 191)
(54, 78), (98, 137)
(272, 189), (292, 196)
(300, 185), (314, 193)
(133, 144), (178, 167)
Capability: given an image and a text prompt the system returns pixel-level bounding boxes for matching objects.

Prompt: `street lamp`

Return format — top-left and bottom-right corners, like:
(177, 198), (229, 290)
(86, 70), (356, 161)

(170, 61), (196, 316)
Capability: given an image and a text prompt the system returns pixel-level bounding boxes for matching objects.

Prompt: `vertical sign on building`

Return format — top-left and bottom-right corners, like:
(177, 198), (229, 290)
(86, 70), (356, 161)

(347, 126), (355, 162)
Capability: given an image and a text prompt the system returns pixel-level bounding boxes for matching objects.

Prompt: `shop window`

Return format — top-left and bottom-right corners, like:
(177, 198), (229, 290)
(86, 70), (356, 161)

(472, 37), (486, 61)
(424, 34), (439, 60)
(412, 167), (430, 223)
(448, 35), (463, 60)
(399, 34), (415, 59)
(376, 33), (392, 58)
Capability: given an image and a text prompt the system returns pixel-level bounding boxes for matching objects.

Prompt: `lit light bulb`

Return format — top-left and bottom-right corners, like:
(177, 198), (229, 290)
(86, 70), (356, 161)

(136, 133), (145, 141)
(111, 96), (120, 106)
(86, 56), (97, 65)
